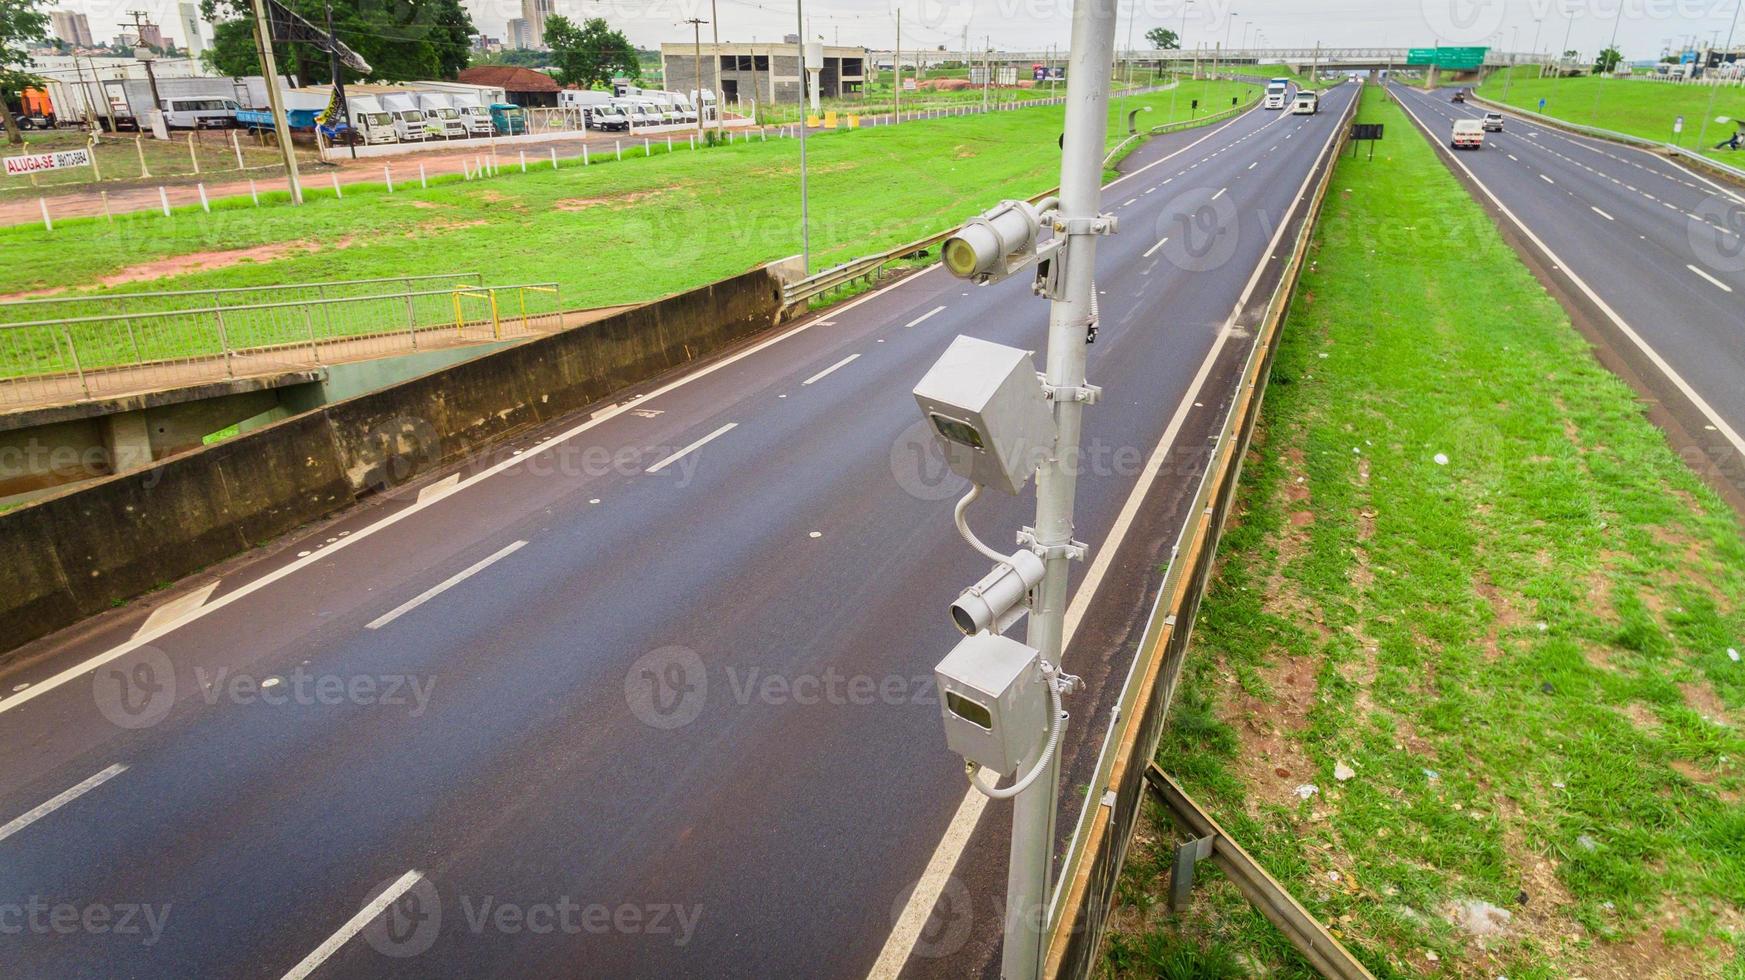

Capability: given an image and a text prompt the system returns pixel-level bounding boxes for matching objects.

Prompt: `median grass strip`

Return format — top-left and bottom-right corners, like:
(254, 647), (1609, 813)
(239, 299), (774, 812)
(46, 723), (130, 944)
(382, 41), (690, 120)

(1103, 86), (1745, 978)
(1477, 67), (1745, 168)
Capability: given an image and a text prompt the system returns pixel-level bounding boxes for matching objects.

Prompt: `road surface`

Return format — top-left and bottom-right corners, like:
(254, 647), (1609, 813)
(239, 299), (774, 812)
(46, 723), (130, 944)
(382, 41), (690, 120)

(0, 84), (1353, 978)
(1391, 84), (1745, 501)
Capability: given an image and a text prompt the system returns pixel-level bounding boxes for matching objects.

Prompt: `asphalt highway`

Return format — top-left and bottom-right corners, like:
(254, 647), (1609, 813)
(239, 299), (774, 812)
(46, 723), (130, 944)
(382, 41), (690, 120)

(0, 83), (1353, 979)
(1391, 83), (1745, 498)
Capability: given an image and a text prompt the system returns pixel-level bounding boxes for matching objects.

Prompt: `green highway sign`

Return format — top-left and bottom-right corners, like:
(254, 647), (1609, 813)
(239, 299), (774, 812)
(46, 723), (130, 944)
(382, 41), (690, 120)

(1406, 46), (1488, 69)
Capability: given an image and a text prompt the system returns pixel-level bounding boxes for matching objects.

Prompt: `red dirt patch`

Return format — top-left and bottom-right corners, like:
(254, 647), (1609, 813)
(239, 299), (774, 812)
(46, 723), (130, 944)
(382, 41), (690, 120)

(98, 241), (323, 287)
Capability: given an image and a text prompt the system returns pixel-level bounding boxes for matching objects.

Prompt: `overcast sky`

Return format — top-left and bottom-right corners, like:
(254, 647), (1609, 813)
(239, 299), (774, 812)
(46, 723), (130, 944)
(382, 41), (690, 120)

(57, 0), (1745, 62)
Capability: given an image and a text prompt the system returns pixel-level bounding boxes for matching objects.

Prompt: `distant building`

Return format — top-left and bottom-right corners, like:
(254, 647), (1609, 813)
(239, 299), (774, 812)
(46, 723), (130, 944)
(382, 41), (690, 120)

(136, 22), (166, 49)
(179, 2), (206, 58)
(661, 41), (866, 105)
(522, 0), (554, 49)
(507, 18), (531, 50)
(49, 10), (94, 48)
(456, 65), (560, 107)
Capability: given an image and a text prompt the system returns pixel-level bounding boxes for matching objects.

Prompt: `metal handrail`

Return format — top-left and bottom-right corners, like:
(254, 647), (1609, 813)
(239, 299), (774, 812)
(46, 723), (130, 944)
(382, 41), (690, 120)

(0, 273), (485, 311)
(0, 282), (556, 332)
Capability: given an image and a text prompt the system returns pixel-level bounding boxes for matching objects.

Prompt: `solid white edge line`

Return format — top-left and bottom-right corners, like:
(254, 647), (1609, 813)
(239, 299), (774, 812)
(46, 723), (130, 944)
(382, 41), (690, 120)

(904, 305), (947, 328)
(1687, 264), (1735, 292)
(801, 353), (860, 385)
(1393, 87), (1745, 463)
(0, 262), (941, 717)
(644, 422), (737, 474)
(280, 869), (423, 980)
(0, 763), (127, 845)
(364, 540), (528, 630)
(868, 83), (1353, 980)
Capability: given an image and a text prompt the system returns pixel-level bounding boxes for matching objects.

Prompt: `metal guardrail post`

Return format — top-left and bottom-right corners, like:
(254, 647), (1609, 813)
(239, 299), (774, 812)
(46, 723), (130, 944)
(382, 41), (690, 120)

(452, 290), (464, 337)
(124, 318), (142, 363)
(64, 328), (89, 397)
(489, 289), (502, 339)
(403, 278), (419, 350)
(213, 303), (235, 378)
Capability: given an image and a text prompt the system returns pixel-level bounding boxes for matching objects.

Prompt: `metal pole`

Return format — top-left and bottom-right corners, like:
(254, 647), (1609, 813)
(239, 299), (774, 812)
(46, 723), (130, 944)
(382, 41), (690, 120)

(325, 2), (356, 160)
(250, 0), (303, 204)
(1003, 0), (1118, 976)
(894, 8), (901, 124)
(711, 0), (722, 122)
(1698, 0), (1742, 151)
(690, 18), (708, 142)
(1170, 2), (1192, 122)
(796, 0), (810, 273)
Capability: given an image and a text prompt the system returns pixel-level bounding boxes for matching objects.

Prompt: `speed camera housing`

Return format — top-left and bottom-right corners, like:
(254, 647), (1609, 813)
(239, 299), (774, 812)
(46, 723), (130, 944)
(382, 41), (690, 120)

(942, 199), (1045, 284)
(912, 335), (1055, 496)
(935, 632), (1047, 777)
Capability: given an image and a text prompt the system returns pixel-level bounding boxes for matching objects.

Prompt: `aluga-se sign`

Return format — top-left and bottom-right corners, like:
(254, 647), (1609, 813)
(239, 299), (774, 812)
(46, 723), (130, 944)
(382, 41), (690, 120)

(4, 148), (93, 177)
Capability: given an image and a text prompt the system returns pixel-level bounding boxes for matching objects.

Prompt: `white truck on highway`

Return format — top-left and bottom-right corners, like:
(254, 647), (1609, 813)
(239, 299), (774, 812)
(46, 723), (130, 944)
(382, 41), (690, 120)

(379, 93), (429, 142)
(1451, 117), (1484, 150)
(344, 94), (400, 145)
(1264, 78), (1290, 110)
(1290, 90), (1319, 115)
(416, 92), (469, 140)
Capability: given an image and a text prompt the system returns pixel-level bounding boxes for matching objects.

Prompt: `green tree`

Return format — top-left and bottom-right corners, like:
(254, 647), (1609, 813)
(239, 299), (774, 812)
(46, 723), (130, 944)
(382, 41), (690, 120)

(545, 15), (639, 89)
(1594, 46), (1622, 74)
(199, 0), (475, 83)
(1, 0), (50, 144)
(1144, 26), (1179, 49)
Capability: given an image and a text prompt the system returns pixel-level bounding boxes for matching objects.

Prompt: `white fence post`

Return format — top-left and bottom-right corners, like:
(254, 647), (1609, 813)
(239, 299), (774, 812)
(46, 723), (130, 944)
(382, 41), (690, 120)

(583, 145), (590, 165)
(249, 179), (259, 206)
(616, 141), (622, 161)
(198, 182), (210, 212)
(419, 163), (427, 188)
(384, 166), (394, 192)
(159, 186), (170, 216)
(331, 173), (342, 199)
(520, 150), (527, 172)
(550, 146), (558, 169)
(38, 197), (52, 232)
(231, 129), (244, 168)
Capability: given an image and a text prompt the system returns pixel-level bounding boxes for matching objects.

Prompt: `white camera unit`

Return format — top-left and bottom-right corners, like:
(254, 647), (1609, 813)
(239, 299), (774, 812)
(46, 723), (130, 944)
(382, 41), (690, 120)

(912, 335), (1055, 497)
(935, 632), (1048, 777)
(942, 199), (1047, 284)
(951, 548), (1045, 636)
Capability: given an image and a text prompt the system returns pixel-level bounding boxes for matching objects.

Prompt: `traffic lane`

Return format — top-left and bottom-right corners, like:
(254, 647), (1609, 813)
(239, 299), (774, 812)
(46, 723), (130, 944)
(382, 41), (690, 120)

(0, 93), (1340, 976)
(1395, 86), (1745, 432)
(276, 92), (1355, 979)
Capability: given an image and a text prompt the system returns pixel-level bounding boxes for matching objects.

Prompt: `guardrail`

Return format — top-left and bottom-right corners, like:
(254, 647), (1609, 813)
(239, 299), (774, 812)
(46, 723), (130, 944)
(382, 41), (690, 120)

(782, 88), (1254, 309)
(1465, 90), (1745, 185)
(1041, 82), (1357, 979)
(0, 280), (561, 409)
(0, 273), (486, 323)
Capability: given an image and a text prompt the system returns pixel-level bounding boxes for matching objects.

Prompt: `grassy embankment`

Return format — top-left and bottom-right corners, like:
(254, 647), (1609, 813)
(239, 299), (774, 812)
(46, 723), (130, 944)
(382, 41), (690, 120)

(0, 80), (1251, 372)
(1103, 86), (1745, 978)
(1477, 66), (1745, 168)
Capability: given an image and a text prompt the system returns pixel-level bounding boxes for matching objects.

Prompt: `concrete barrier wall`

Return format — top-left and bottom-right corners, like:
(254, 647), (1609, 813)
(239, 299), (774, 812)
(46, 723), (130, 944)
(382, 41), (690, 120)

(0, 266), (786, 656)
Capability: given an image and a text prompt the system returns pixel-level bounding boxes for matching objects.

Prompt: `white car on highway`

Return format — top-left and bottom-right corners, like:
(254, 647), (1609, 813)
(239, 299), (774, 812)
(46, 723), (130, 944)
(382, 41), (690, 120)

(1451, 117), (1484, 150)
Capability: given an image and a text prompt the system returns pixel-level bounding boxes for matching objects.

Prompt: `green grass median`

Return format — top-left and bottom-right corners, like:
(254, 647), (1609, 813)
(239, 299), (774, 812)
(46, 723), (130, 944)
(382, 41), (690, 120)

(1103, 85), (1745, 978)
(1477, 67), (1745, 167)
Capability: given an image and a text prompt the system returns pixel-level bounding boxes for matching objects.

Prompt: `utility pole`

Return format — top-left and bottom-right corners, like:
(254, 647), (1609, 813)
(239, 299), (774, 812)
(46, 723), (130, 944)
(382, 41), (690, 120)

(795, 2), (809, 273)
(249, 0), (302, 204)
(325, 2), (355, 160)
(1169, 1), (1192, 121)
(687, 18), (708, 141)
(1697, 0), (1741, 151)
(1006, 0), (1119, 973)
(710, 0), (722, 125)
(894, 8), (901, 124)
(982, 36), (992, 111)
(125, 11), (163, 115)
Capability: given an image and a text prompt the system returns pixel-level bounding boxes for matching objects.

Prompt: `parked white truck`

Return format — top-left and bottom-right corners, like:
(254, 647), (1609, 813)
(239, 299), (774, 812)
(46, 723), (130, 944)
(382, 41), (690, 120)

(379, 93), (429, 142)
(450, 92), (496, 138)
(415, 92), (469, 140)
(344, 94), (400, 145)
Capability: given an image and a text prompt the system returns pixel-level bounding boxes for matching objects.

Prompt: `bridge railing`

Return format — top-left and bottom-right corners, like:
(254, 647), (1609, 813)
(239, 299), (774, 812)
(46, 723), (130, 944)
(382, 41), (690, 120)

(0, 280), (562, 409)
